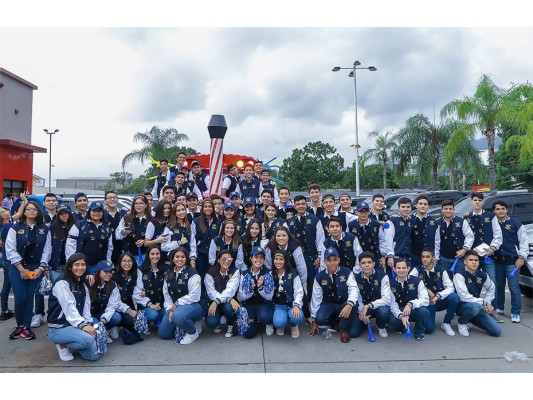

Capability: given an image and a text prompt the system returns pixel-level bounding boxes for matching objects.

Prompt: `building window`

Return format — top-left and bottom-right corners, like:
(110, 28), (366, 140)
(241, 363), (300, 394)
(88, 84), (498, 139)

(3, 179), (25, 198)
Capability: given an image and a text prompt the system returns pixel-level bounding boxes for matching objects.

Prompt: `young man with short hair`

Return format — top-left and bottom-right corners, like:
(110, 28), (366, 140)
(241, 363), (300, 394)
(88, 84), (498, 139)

(186, 193), (201, 224)
(104, 190), (127, 263)
(464, 191), (502, 293)
(277, 186), (292, 219)
(144, 192), (156, 217)
(321, 216), (362, 272)
(210, 194), (225, 217)
(151, 159), (174, 200)
(221, 163), (241, 198)
(370, 194), (389, 224)
(338, 193), (355, 214)
(492, 200), (528, 322)
(169, 151), (187, 175)
(308, 247), (359, 343)
(410, 247), (460, 336)
(383, 197), (413, 276)
(410, 195), (439, 273)
(351, 251), (392, 338)
(253, 160), (263, 180)
(435, 199), (474, 276)
(189, 160), (210, 194)
(320, 194), (355, 236)
(72, 192), (89, 222)
(171, 170), (203, 201)
(237, 165), (260, 203)
(228, 192), (243, 219)
(307, 184), (324, 218)
(386, 258), (430, 340)
(258, 169), (279, 206)
(161, 185), (177, 204)
(43, 193), (59, 225)
(453, 250), (501, 337)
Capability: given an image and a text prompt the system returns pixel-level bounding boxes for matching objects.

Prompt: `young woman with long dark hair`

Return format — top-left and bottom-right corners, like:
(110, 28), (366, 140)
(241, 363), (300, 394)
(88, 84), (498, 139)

(208, 219), (245, 272)
(190, 199), (221, 278)
(240, 218), (263, 270)
(116, 195), (152, 264)
(161, 202), (191, 255)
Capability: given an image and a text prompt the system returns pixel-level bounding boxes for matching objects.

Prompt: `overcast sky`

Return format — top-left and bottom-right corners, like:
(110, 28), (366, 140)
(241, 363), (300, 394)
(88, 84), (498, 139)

(1, 3), (531, 182)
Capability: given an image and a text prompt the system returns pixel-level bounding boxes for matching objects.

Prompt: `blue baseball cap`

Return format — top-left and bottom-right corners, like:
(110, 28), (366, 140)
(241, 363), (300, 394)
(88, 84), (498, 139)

(324, 247), (340, 259)
(243, 197), (256, 206)
(95, 260), (114, 272)
(224, 201), (236, 211)
(250, 247), (265, 256)
(284, 204), (296, 213)
(229, 191), (240, 199)
(357, 202), (370, 211)
(89, 201), (105, 211)
(56, 204), (71, 214)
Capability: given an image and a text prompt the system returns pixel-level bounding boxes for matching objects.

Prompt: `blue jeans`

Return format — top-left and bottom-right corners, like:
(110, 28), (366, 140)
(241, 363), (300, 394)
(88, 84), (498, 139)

(426, 293), (460, 333)
(387, 306), (429, 337)
(457, 302), (502, 337)
(481, 257), (496, 307)
(315, 302), (357, 333)
(0, 257), (12, 312)
(437, 256), (465, 275)
(143, 306), (166, 325)
(92, 312), (122, 329)
(9, 263), (41, 327)
(242, 302), (274, 339)
(157, 303), (205, 339)
(273, 304), (304, 328)
(495, 263), (521, 314)
(205, 303), (236, 328)
(48, 326), (100, 361)
(195, 253), (210, 280)
(350, 305), (390, 337)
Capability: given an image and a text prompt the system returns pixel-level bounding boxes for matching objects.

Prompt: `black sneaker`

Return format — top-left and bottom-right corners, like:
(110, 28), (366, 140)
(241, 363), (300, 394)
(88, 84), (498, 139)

(21, 327), (36, 340)
(416, 334), (425, 341)
(0, 310), (14, 321)
(9, 326), (24, 340)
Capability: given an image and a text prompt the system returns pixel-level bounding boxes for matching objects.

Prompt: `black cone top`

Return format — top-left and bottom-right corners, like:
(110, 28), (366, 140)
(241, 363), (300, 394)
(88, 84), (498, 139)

(208, 114), (227, 139)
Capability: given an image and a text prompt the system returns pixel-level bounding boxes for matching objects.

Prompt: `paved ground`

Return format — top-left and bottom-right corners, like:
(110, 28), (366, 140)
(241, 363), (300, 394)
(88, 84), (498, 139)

(0, 270), (532, 373)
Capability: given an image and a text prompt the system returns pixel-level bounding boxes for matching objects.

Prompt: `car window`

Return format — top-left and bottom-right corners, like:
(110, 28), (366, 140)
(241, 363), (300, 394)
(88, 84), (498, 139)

(510, 195), (533, 224)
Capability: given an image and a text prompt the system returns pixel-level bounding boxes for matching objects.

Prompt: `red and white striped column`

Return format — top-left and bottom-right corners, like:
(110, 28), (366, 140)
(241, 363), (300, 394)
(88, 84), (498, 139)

(207, 114), (228, 196)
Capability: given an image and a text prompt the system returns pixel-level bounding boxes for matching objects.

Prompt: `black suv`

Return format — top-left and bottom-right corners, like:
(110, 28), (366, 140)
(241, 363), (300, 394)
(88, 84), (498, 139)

(428, 190), (533, 224)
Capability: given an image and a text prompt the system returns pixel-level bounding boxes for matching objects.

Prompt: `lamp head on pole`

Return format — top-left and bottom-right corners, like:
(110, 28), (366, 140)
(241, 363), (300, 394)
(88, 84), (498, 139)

(349, 71), (354, 77)
(354, 61), (361, 67)
(368, 66), (377, 71)
(332, 66), (341, 72)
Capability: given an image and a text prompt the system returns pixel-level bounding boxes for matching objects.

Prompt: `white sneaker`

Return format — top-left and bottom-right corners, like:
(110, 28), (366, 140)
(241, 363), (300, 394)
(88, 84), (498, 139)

(276, 327), (285, 336)
(495, 309), (504, 315)
(220, 316), (227, 325)
(378, 328), (388, 338)
(194, 320), (203, 335)
(458, 323), (470, 337)
(265, 324), (274, 336)
(213, 325), (222, 333)
(109, 326), (119, 339)
(31, 314), (44, 328)
(441, 323), (456, 336)
(180, 330), (199, 345)
(225, 325), (234, 338)
(511, 314), (521, 323)
(55, 344), (74, 362)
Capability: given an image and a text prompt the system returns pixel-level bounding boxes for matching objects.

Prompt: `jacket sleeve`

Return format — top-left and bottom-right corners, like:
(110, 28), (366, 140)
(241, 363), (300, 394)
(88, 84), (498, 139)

(219, 270), (240, 303)
(41, 231), (52, 264)
(490, 216), (503, 250)
(177, 274), (201, 305)
(65, 224), (79, 261)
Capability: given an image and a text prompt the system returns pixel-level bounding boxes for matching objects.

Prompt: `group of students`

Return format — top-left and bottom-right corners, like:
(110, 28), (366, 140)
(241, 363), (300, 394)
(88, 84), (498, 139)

(0, 158), (529, 362)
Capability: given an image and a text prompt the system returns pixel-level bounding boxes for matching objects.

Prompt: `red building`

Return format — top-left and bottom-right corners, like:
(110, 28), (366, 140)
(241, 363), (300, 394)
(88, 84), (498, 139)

(0, 68), (46, 196)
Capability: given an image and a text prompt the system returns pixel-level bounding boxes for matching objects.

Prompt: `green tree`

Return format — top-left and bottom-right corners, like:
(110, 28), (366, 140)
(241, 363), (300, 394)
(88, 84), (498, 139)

(348, 162), (398, 190)
(502, 83), (533, 162)
(121, 126), (190, 169)
(102, 171), (134, 192)
(360, 130), (397, 194)
(280, 141), (344, 190)
(394, 114), (459, 190)
(496, 129), (533, 189)
(441, 74), (530, 190)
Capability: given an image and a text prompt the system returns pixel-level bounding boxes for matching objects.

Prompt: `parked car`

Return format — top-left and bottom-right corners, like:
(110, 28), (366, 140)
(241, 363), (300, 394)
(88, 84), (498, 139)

(9, 194), (64, 215)
(388, 193), (419, 212)
(428, 190), (532, 224)
(61, 194), (133, 213)
(520, 223), (533, 298)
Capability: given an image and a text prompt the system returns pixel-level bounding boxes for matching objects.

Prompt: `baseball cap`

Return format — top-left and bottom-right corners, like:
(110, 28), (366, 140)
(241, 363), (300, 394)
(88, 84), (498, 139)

(95, 260), (115, 272)
(224, 201), (236, 211)
(89, 201), (105, 211)
(357, 202), (370, 211)
(324, 247), (340, 259)
(243, 197), (256, 206)
(250, 247), (265, 256)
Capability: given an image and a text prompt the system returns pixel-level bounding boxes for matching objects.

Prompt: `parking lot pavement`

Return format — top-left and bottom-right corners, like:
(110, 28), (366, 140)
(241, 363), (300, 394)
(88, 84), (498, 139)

(1, 289), (531, 373)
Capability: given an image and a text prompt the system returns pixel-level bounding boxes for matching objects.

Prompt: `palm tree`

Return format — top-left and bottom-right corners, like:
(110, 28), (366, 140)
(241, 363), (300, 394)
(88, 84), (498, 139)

(502, 83), (533, 161)
(394, 113), (460, 190)
(121, 126), (189, 169)
(441, 74), (526, 190)
(361, 130), (397, 194)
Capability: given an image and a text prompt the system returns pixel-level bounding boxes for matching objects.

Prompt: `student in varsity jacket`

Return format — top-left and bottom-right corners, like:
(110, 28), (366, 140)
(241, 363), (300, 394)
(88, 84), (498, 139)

(463, 192), (502, 294)
(228, 191), (245, 220)
(208, 219), (246, 272)
(161, 202), (192, 256)
(386, 258), (430, 341)
(271, 249), (304, 338)
(186, 193), (201, 224)
(134, 244), (167, 326)
(337, 193), (356, 215)
(409, 247), (460, 336)
(256, 189), (275, 220)
(410, 195), (440, 274)
(48, 204), (75, 282)
(237, 247), (275, 338)
(103, 191), (128, 264)
(236, 165), (261, 203)
(492, 200), (528, 323)
(221, 202), (244, 236)
(434, 199), (475, 276)
(66, 201), (113, 276)
(241, 218), (264, 270)
(452, 250), (501, 337)
(168, 170), (203, 201)
(288, 195), (326, 300)
(369, 194), (389, 225)
(383, 197), (413, 276)
(116, 195), (152, 265)
(144, 200), (171, 253)
(241, 197), (263, 229)
(158, 247), (205, 345)
(306, 184), (324, 218)
(258, 169), (280, 206)
(319, 194), (356, 235)
(262, 203), (287, 244)
(320, 216), (362, 273)
(351, 251), (392, 339)
(221, 164), (241, 198)
(189, 160), (210, 195)
(89, 260), (137, 342)
(72, 192), (89, 222)
(111, 252), (143, 339)
(43, 192), (59, 225)
(347, 202), (387, 269)
(5, 200), (52, 341)
(47, 253), (100, 362)
(308, 247), (359, 344)
(151, 159), (174, 201)
(190, 198), (222, 279)
(204, 249), (241, 338)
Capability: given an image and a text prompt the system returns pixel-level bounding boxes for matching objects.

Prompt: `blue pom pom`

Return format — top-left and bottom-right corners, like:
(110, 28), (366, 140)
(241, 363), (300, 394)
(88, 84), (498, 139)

(95, 322), (108, 354)
(383, 222), (390, 229)
(241, 274), (254, 297)
(134, 309), (149, 335)
(38, 273), (52, 295)
(262, 273), (274, 294)
(236, 307), (250, 335)
(174, 326), (185, 343)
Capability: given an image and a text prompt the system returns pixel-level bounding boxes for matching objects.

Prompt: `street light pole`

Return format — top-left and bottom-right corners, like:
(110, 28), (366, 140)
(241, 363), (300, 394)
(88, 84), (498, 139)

(44, 129), (59, 193)
(332, 61), (377, 197)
